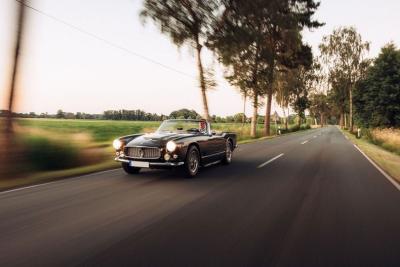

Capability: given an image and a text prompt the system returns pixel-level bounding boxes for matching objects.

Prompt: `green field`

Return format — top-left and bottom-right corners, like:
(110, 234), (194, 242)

(16, 118), (282, 142)
(16, 119), (161, 142)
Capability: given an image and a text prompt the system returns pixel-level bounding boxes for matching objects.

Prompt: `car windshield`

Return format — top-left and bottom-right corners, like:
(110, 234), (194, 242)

(157, 120), (208, 134)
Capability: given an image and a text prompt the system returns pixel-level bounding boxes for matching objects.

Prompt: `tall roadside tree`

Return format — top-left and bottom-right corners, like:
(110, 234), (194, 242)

(140, 0), (219, 121)
(208, 1), (269, 137)
(319, 27), (370, 131)
(1, 0), (27, 178)
(354, 43), (400, 128)
(275, 71), (291, 130)
(310, 93), (329, 126)
(208, 0), (322, 137)
(287, 66), (313, 127)
(259, 0), (323, 136)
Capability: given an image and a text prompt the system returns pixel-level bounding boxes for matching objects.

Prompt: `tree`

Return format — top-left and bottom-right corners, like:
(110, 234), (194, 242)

(169, 108), (200, 119)
(261, 8), (322, 136)
(287, 67), (312, 127)
(140, 0), (219, 121)
(310, 93), (329, 126)
(56, 109), (65, 119)
(208, 0), (321, 137)
(319, 27), (370, 131)
(326, 68), (349, 127)
(354, 43), (400, 127)
(233, 113), (246, 123)
(1, 0), (26, 177)
(208, 1), (269, 137)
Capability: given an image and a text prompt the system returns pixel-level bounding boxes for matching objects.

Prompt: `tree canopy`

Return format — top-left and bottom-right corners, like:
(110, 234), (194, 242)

(140, 0), (219, 120)
(354, 43), (400, 128)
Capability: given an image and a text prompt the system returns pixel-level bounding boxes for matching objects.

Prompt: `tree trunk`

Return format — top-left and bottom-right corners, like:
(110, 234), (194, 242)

(1, 0), (26, 178)
(320, 113), (324, 127)
(339, 113), (344, 128)
(242, 92), (247, 127)
(344, 112), (347, 128)
(283, 108), (288, 130)
(264, 92), (272, 136)
(250, 94), (258, 138)
(349, 87), (353, 132)
(298, 115), (302, 128)
(286, 108), (289, 130)
(195, 43), (210, 121)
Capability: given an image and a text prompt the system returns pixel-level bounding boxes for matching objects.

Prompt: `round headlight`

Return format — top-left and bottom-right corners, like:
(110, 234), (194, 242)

(113, 139), (123, 150)
(166, 141), (177, 152)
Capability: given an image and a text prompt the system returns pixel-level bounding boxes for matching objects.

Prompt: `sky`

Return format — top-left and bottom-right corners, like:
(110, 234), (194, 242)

(1, 0), (399, 117)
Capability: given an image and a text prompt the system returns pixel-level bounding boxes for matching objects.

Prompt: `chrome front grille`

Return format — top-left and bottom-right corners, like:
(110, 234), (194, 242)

(125, 147), (161, 159)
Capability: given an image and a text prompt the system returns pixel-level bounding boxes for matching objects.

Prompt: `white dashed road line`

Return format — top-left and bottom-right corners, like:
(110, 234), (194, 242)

(301, 140), (309, 145)
(257, 153), (284, 169)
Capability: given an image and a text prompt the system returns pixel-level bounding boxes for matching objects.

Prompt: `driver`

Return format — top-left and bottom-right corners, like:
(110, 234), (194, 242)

(199, 121), (207, 134)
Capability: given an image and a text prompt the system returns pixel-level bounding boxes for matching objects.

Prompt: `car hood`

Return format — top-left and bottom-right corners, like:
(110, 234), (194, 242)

(126, 132), (195, 147)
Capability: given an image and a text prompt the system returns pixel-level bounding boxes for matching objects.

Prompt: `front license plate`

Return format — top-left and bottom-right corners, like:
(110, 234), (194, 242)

(130, 161), (150, 168)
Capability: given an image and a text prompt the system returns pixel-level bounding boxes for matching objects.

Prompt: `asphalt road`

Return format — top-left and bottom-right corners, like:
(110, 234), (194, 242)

(1, 126), (400, 267)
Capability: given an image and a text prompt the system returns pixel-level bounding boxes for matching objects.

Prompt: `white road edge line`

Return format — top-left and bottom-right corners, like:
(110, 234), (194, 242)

(301, 140), (309, 145)
(0, 168), (121, 196)
(353, 144), (400, 192)
(257, 153), (284, 169)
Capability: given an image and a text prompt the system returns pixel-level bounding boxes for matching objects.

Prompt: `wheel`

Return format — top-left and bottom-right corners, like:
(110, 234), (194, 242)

(222, 140), (233, 165)
(122, 162), (141, 174)
(182, 145), (200, 178)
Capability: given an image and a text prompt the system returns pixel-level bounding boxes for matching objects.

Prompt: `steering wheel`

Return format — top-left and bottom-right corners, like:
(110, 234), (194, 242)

(187, 128), (200, 133)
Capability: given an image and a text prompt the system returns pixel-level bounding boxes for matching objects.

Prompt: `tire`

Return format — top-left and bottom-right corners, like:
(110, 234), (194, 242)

(222, 140), (233, 165)
(181, 145), (200, 178)
(122, 162), (141, 174)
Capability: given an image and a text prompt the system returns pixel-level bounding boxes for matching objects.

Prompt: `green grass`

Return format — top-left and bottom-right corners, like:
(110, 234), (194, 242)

(16, 118), (161, 142)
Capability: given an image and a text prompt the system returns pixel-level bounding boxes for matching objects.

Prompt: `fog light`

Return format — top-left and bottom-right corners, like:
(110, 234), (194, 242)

(164, 154), (171, 161)
(116, 152), (120, 156)
(173, 154), (178, 159)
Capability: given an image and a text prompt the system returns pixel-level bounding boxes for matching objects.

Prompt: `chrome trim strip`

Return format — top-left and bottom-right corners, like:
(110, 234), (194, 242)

(115, 157), (184, 167)
(203, 160), (222, 167)
(201, 151), (225, 159)
(125, 145), (162, 149)
(150, 162), (185, 167)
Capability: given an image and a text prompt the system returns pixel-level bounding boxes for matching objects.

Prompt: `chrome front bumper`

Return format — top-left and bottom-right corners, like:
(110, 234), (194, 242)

(115, 157), (184, 167)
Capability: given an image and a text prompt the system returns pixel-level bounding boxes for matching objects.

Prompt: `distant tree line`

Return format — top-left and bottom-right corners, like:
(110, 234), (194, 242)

(1, 108), (317, 126)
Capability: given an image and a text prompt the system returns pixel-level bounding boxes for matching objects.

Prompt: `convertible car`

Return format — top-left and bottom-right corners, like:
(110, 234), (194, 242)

(113, 119), (237, 177)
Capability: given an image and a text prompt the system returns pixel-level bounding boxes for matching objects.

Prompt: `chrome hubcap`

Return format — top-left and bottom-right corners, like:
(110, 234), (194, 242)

(189, 150), (199, 173)
(226, 142), (232, 162)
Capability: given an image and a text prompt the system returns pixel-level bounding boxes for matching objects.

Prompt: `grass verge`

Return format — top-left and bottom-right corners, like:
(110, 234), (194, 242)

(342, 129), (400, 183)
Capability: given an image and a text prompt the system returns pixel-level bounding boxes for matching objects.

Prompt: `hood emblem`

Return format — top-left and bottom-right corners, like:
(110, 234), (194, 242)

(139, 148), (145, 158)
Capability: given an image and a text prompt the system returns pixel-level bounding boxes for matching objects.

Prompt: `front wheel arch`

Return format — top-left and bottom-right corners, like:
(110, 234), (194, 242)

(181, 145), (200, 178)
(186, 143), (202, 165)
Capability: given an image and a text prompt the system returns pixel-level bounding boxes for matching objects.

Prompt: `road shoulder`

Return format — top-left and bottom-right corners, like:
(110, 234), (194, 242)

(340, 127), (400, 185)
